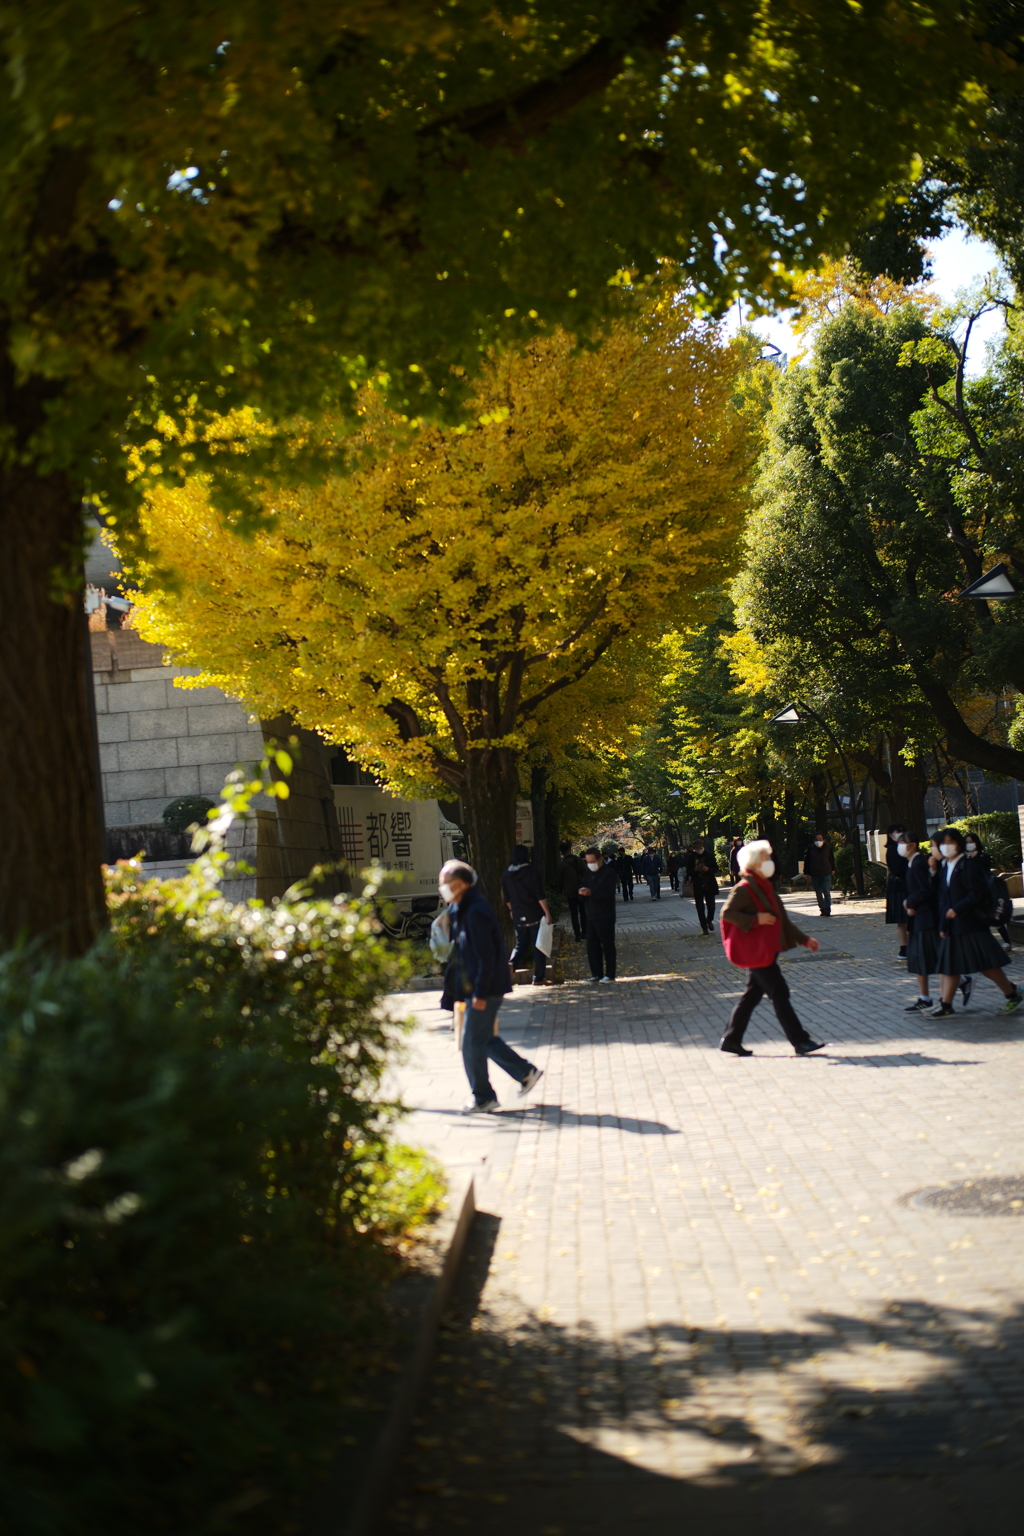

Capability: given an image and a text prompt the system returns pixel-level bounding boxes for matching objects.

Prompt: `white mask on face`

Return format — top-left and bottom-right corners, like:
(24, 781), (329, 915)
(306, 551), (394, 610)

(759, 858), (776, 878)
(439, 882), (455, 902)
(585, 860), (599, 871)
(939, 844), (958, 860)
(965, 842), (977, 852)
(814, 838), (824, 846)
(890, 831), (902, 841)
(896, 842), (909, 858)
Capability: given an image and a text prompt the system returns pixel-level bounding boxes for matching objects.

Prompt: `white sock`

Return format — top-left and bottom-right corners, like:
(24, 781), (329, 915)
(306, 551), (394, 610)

(919, 994), (931, 1003)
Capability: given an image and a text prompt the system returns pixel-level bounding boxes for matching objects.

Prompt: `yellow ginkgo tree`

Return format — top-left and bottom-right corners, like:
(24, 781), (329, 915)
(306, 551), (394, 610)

(127, 303), (752, 904)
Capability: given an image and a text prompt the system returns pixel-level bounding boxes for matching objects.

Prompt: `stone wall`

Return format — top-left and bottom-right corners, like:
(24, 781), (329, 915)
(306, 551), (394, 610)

(93, 632), (341, 901)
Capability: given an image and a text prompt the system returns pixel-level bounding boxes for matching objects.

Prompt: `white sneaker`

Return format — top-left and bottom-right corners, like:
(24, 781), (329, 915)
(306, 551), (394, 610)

(460, 1096), (499, 1115)
(519, 1066), (543, 1097)
(598, 975), (614, 984)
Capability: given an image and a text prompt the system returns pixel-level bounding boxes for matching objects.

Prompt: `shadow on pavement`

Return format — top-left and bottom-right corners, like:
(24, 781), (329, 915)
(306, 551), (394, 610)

(377, 1217), (1024, 1534)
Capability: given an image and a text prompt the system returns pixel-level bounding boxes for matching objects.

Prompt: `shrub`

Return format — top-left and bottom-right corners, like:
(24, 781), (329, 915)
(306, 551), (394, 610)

(161, 795), (216, 835)
(0, 858), (441, 1534)
(948, 812), (1022, 870)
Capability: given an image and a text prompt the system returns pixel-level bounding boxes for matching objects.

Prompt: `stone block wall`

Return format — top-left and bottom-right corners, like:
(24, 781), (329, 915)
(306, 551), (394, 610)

(93, 633), (342, 902)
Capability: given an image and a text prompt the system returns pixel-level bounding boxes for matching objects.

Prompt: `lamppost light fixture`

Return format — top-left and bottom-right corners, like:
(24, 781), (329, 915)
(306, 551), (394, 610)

(958, 562), (1018, 601)
(770, 704), (802, 724)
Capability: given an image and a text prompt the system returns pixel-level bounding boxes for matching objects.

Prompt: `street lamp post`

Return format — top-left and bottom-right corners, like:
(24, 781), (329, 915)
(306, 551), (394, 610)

(770, 702), (865, 896)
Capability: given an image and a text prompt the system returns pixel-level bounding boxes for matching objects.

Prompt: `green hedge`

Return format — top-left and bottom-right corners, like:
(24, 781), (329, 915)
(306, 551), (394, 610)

(948, 812), (1022, 870)
(0, 859), (441, 1534)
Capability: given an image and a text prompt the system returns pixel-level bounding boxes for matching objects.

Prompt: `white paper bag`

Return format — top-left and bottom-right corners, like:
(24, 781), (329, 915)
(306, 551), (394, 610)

(536, 917), (554, 957)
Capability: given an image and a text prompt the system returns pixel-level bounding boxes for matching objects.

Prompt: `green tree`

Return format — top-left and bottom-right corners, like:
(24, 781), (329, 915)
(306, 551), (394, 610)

(2, 0), (1016, 949)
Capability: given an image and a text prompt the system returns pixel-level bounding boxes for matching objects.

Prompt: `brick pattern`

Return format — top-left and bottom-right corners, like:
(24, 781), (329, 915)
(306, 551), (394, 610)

(380, 891), (1024, 1532)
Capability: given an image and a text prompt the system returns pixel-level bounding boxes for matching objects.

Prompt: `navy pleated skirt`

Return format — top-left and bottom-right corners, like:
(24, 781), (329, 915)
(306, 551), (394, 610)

(936, 929), (1008, 976)
(906, 929), (939, 976)
(885, 877), (906, 924)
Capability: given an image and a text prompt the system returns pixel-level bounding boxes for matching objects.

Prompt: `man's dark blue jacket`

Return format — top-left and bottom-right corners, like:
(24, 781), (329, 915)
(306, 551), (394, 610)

(440, 884), (511, 1009)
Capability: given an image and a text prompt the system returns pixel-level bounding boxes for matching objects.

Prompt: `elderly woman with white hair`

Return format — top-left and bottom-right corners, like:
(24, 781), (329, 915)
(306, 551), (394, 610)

(718, 840), (825, 1057)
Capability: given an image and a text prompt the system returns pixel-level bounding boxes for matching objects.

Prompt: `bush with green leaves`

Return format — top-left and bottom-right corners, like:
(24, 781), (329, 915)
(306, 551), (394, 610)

(949, 813), (1022, 871)
(833, 842), (887, 897)
(161, 795), (217, 835)
(0, 844), (441, 1534)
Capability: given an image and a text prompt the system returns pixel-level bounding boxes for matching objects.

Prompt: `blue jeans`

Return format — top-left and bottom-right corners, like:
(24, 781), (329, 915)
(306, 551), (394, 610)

(462, 995), (532, 1104)
(646, 874), (660, 899)
(509, 921), (546, 983)
(812, 876), (832, 915)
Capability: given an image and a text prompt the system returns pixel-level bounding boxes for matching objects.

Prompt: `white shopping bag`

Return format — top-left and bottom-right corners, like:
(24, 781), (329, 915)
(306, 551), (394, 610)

(536, 917), (554, 957)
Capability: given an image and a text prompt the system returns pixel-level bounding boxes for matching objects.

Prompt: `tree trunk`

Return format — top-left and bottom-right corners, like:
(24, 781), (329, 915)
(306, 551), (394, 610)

(543, 786), (560, 889)
(886, 733), (929, 833)
(0, 467), (106, 953)
(459, 746), (519, 944)
(530, 763), (547, 888)
(811, 773), (829, 835)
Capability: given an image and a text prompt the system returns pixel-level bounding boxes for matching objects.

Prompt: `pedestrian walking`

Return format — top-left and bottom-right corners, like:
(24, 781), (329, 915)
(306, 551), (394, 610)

(963, 831), (1012, 952)
(718, 839), (825, 1057)
(901, 833), (939, 1012)
(438, 860), (544, 1114)
(690, 839), (719, 933)
(578, 846), (617, 982)
(802, 831), (835, 916)
(501, 844), (553, 986)
(884, 822), (909, 958)
(667, 851), (682, 892)
(728, 835), (744, 885)
(558, 840), (587, 941)
(639, 846), (663, 900)
(927, 828), (1023, 1019)
(616, 847), (635, 901)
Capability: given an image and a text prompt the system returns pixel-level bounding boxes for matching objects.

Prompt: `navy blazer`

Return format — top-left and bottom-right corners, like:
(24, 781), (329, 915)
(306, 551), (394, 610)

(937, 855), (989, 937)
(903, 852), (937, 933)
(440, 884), (513, 1007)
(885, 839), (908, 883)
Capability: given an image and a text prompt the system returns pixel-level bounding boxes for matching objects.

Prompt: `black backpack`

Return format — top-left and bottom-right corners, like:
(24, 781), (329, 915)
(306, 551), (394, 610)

(981, 873), (1012, 928)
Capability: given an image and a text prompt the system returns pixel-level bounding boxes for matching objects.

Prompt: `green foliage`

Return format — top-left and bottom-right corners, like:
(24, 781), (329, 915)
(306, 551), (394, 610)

(161, 795), (216, 835)
(834, 843), (884, 897)
(949, 811), (1022, 869)
(0, 785), (442, 1532)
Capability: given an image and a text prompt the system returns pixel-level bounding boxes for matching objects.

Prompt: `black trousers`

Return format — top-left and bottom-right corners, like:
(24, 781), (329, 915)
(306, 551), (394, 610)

(585, 906), (617, 980)
(722, 962), (810, 1049)
(509, 921), (545, 984)
(619, 873), (633, 901)
(565, 894), (587, 941)
(694, 891), (716, 930)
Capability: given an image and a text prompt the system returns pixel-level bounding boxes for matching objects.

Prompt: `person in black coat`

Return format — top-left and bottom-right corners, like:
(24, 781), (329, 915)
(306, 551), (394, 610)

(557, 840), (587, 941)
(884, 822), (909, 957)
(616, 848), (635, 901)
(901, 833), (939, 1011)
(802, 833), (836, 916)
(928, 828), (1023, 1018)
(440, 861), (543, 1113)
(578, 846), (618, 982)
(963, 832), (1012, 950)
(501, 844), (552, 986)
(689, 839), (719, 933)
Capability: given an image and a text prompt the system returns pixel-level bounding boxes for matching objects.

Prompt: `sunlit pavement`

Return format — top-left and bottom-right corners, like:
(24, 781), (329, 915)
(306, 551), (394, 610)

(380, 887), (1024, 1534)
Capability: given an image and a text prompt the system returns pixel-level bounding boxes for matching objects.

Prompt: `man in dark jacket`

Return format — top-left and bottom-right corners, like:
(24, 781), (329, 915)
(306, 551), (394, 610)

(501, 845), (553, 986)
(558, 840), (587, 940)
(638, 847), (663, 900)
(439, 860), (543, 1113)
(616, 847), (634, 901)
(689, 840), (719, 934)
(579, 846), (618, 981)
(802, 833), (836, 917)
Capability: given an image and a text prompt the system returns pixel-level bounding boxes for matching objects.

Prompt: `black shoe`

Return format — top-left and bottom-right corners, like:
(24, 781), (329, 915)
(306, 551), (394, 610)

(928, 1002), (955, 1018)
(898, 945), (908, 958)
(960, 974), (974, 1009)
(720, 1040), (753, 1057)
(905, 998), (932, 1012)
(794, 1039), (826, 1056)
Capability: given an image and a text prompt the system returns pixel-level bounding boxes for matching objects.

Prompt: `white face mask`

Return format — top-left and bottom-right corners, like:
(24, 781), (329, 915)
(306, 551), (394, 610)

(759, 858), (776, 878)
(890, 831), (902, 841)
(439, 882), (455, 902)
(585, 860), (599, 871)
(939, 844), (958, 860)
(814, 838), (824, 846)
(965, 842), (977, 852)
(896, 842), (909, 858)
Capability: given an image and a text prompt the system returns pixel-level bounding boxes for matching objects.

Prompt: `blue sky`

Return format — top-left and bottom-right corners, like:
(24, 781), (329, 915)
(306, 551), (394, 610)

(733, 225), (1006, 374)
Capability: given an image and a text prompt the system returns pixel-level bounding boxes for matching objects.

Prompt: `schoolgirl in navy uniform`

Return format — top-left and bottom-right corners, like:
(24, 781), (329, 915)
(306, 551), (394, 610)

(884, 822), (909, 958)
(929, 828), (1023, 1018)
(901, 833), (938, 1012)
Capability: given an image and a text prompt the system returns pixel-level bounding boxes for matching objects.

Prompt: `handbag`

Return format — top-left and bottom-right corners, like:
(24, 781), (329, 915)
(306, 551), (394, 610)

(429, 908), (453, 962)
(721, 878), (781, 969)
(536, 916), (554, 957)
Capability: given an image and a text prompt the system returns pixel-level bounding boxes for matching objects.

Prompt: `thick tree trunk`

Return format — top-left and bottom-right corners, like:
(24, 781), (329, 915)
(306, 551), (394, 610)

(460, 747), (519, 944)
(913, 670), (1024, 778)
(0, 467), (106, 952)
(886, 733), (929, 833)
(530, 763), (547, 889)
(811, 773), (829, 835)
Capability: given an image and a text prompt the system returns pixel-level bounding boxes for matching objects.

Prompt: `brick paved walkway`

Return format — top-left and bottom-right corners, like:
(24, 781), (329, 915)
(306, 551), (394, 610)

(380, 887), (1024, 1534)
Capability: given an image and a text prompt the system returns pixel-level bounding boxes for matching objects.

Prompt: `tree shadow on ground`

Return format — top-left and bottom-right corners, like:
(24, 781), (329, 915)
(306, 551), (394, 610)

(376, 1214), (1024, 1536)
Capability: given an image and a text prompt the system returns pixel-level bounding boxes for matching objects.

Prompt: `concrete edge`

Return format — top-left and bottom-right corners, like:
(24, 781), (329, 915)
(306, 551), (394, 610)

(342, 1171), (477, 1536)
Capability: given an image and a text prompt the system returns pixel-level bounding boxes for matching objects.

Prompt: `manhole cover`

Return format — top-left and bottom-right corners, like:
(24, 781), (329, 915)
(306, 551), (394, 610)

(910, 1176), (1024, 1216)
